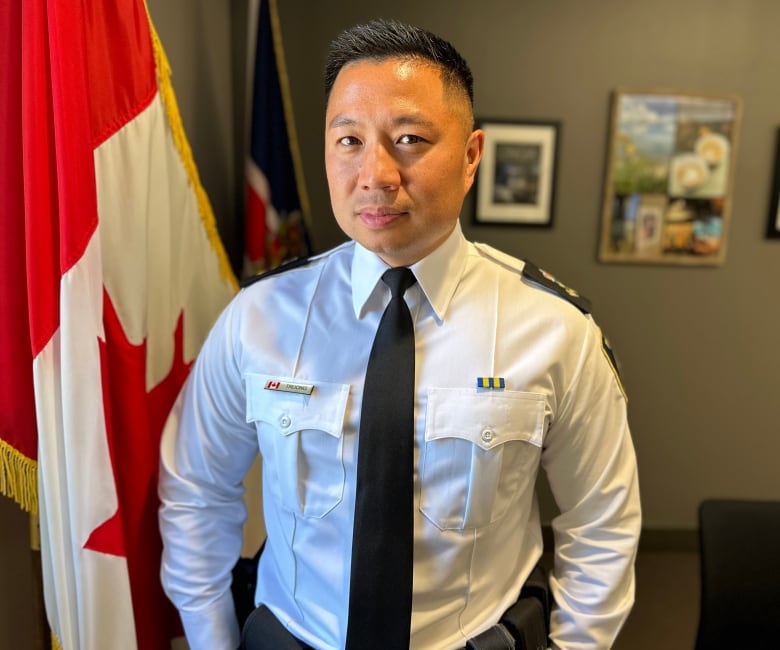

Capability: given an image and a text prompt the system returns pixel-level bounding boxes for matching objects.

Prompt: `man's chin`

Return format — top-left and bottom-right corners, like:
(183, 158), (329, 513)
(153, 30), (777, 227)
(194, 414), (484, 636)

(362, 238), (418, 268)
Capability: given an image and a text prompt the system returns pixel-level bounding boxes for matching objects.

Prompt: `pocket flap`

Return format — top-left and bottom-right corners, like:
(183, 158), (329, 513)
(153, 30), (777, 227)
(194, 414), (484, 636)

(426, 388), (545, 450)
(245, 373), (349, 438)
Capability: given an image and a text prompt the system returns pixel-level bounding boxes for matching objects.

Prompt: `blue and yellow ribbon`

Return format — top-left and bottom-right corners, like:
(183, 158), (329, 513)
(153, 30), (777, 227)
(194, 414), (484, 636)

(476, 377), (505, 389)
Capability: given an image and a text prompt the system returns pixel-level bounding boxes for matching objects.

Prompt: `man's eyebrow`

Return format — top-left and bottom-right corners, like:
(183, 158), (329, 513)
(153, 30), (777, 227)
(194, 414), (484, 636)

(394, 115), (436, 129)
(327, 114), (436, 130)
(328, 116), (357, 129)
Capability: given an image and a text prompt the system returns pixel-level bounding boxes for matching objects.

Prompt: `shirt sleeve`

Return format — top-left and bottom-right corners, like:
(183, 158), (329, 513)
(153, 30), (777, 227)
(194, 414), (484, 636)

(158, 300), (259, 650)
(541, 317), (641, 649)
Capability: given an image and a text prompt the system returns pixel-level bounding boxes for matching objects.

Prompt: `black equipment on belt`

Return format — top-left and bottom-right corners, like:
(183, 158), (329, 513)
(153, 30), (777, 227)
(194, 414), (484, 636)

(466, 564), (551, 650)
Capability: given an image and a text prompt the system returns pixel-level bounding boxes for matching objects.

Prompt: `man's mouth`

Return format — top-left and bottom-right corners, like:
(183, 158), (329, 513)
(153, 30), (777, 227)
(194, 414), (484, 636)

(357, 207), (406, 228)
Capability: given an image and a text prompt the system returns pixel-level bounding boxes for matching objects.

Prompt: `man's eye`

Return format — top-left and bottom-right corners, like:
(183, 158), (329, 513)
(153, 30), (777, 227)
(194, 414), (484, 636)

(398, 134), (425, 145)
(338, 136), (361, 146)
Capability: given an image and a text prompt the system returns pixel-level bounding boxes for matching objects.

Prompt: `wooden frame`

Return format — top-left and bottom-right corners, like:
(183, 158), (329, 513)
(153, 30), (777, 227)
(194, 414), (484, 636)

(598, 89), (741, 265)
(766, 127), (780, 239)
(473, 120), (559, 227)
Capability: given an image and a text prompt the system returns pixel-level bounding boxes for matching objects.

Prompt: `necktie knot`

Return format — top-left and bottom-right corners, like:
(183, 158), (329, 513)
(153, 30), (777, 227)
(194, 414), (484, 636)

(382, 267), (416, 298)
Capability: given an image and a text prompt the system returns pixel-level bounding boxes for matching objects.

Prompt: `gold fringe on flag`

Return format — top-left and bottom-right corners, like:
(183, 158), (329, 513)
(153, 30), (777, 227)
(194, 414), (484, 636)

(0, 437), (38, 514)
(144, 7), (238, 291)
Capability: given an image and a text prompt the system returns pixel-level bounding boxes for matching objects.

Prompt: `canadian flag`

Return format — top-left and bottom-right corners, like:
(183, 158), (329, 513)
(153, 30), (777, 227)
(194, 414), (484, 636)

(0, 1), (236, 648)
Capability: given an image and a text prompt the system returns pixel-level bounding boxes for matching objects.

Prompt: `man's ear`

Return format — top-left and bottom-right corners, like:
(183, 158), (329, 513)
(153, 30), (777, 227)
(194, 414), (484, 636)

(464, 129), (485, 191)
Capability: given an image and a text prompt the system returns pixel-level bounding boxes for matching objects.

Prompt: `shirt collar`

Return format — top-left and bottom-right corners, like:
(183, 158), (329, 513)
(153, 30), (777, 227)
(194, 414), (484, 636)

(351, 221), (469, 322)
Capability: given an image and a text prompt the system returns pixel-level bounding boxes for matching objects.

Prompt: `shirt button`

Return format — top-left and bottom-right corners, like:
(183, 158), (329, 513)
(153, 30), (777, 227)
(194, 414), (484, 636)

(481, 428), (494, 443)
(279, 414), (292, 429)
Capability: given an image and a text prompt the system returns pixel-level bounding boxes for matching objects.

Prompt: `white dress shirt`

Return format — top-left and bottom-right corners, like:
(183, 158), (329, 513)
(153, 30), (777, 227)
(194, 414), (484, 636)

(159, 222), (641, 650)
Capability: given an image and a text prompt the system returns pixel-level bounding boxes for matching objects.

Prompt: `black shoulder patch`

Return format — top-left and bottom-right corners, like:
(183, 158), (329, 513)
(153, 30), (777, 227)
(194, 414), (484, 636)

(521, 261), (592, 314)
(239, 256), (312, 289)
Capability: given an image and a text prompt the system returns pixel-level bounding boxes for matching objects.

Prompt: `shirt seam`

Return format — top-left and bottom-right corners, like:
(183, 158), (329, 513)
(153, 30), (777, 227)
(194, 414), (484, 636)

(556, 318), (594, 424)
(457, 527), (479, 640)
(292, 256), (328, 375)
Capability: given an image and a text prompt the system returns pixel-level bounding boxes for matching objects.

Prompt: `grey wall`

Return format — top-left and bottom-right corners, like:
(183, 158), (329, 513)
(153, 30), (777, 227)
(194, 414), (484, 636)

(140, 1), (780, 531)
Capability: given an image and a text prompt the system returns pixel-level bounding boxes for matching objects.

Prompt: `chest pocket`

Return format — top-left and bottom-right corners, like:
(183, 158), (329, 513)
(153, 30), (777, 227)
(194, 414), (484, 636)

(420, 388), (545, 530)
(245, 373), (349, 518)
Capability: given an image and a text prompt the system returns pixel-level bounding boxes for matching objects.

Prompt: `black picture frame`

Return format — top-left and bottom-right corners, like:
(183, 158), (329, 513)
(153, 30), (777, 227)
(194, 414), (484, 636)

(766, 128), (780, 239)
(473, 119), (559, 228)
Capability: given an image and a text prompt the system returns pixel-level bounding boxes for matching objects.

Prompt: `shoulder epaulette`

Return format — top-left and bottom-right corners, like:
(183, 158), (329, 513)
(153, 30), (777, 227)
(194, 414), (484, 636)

(521, 260), (592, 314)
(239, 256), (313, 289)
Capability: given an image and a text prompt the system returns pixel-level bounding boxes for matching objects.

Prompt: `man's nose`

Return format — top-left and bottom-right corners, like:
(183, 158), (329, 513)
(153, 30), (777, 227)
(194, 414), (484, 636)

(359, 143), (400, 191)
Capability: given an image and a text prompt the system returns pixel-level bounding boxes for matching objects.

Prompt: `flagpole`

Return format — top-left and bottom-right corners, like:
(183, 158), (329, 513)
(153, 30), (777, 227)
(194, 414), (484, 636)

(267, 0), (313, 240)
(29, 513), (51, 650)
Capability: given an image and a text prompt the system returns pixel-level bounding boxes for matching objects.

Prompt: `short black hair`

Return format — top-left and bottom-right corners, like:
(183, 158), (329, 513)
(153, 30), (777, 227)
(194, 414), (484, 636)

(324, 19), (474, 106)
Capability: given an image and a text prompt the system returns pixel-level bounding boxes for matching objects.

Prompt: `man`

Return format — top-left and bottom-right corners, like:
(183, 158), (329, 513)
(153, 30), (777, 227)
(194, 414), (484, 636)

(159, 18), (641, 650)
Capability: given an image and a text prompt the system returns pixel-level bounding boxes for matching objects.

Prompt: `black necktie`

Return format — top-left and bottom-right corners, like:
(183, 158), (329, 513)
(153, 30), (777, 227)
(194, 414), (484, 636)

(346, 267), (417, 649)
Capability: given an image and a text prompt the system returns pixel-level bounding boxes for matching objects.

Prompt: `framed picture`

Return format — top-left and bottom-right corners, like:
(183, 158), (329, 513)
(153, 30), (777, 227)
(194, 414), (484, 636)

(473, 120), (559, 227)
(766, 127), (780, 239)
(598, 89), (742, 265)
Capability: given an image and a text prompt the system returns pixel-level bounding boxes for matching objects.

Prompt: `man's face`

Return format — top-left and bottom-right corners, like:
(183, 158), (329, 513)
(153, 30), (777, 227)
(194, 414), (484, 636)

(325, 58), (483, 267)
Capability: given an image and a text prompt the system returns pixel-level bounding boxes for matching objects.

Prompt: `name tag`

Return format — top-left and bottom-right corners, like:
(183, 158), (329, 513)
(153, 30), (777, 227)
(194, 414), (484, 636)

(264, 379), (315, 395)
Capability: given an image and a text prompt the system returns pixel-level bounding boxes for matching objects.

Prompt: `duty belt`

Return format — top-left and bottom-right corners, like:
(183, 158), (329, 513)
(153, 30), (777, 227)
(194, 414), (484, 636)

(237, 558), (551, 650)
